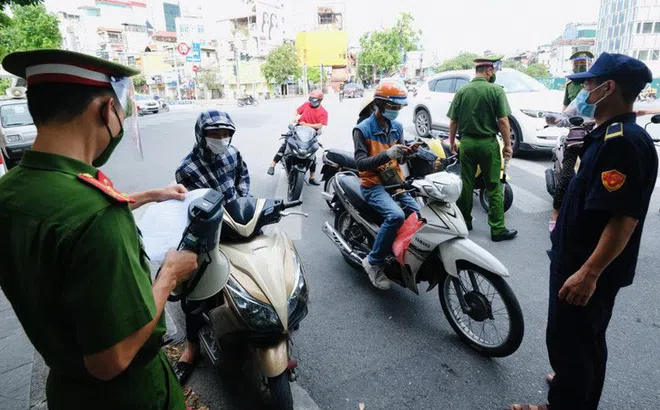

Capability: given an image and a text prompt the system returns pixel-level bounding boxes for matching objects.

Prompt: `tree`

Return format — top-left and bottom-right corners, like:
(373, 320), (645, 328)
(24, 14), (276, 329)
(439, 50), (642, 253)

(197, 69), (221, 91)
(436, 52), (480, 72)
(0, 0), (39, 27)
(132, 74), (147, 89)
(358, 12), (421, 79)
(0, 4), (61, 60)
(503, 60), (525, 71)
(306, 66), (321, 86)
(525, 63), (550, 78)
(261, 43), (300, 86)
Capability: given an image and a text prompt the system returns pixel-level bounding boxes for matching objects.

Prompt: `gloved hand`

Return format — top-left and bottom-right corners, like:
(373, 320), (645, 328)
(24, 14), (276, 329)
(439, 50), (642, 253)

(385, 145), (407, 160)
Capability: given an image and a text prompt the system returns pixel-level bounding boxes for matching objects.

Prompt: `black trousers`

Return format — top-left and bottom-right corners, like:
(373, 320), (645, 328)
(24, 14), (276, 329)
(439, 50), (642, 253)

(272, 142), (317, 173)
(182, 300), (205, 343)
(546, 269), (620, 410)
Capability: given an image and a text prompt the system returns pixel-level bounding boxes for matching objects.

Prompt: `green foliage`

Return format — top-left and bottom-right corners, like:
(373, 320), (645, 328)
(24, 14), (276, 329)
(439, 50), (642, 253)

(197, 69), (221, 90)
(0, 78), (10, 95)
(436, 52), (480, 72)
(503, 60), (524, 71)
(525, 63), (550, 78)
(0, 3), (61, 60)
(306, 66), (321, 84)
(132, 74), (147, 88)
(0, 0), (39, 27)
(358, 12), (421, 78)
(261, 43), (300, 85)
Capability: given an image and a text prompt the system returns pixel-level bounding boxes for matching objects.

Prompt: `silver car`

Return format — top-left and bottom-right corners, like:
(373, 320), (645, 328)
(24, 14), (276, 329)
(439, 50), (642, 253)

(0, 98), (36, 169)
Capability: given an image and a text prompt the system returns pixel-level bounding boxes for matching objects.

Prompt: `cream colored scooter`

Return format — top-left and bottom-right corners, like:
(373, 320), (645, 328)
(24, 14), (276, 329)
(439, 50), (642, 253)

(172, 190), (309, 410)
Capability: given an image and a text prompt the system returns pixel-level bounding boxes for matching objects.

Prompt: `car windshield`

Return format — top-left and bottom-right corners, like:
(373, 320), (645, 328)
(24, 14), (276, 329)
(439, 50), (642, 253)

(135, 94), (150, 101)
(0, 103), (34, 127)
(495, 70), (548, 93)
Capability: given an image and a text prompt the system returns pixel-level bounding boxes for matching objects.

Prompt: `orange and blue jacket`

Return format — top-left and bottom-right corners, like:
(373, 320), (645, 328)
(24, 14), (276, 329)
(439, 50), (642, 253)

(353, 113), (405, 188)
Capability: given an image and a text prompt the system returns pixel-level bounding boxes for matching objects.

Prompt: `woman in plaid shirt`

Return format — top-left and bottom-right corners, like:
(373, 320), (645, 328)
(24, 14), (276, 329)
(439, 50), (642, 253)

(173, 109), (251, 384)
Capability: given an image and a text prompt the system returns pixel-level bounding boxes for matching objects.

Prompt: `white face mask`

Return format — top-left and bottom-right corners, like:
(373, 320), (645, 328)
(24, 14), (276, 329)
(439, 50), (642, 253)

(206, 138), (230, 155)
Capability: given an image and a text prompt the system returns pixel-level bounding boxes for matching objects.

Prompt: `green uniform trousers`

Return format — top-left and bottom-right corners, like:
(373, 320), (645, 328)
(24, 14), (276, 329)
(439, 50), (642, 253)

(456, 136), (506, 235)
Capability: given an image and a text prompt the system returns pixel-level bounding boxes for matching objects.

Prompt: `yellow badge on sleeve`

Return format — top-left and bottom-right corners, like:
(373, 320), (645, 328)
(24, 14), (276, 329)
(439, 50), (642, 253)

(601, 169), (626, 192)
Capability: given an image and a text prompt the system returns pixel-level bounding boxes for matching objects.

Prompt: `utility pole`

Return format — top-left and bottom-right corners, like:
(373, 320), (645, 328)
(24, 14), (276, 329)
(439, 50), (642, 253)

(320, 63), (323, 90)
(355, 52), (359, 83)
(234, 45), (241, 94)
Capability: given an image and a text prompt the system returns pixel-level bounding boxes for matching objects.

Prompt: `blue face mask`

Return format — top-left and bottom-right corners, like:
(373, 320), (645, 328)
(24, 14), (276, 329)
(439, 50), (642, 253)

(382, 109), (400, 121)
(574, 81), (609, 118)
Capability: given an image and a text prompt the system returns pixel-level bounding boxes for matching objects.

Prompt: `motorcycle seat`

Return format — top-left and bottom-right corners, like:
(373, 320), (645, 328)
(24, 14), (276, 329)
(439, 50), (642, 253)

(336, 173), (384, 225)
(326, 149), (357, 170)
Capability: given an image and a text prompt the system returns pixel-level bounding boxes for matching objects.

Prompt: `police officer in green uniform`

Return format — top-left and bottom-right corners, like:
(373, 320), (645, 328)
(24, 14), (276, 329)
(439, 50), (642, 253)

(563, 51), (594, 109)
(0, 50), (198, 409)
(447, 56), (518, 241)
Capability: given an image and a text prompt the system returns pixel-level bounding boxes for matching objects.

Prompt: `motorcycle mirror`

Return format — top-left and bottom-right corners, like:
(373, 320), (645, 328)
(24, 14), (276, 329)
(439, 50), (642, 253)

(568, 116), (584, 127)
(316, 129), (323, 136)
(289, 124), (296, 131)
(651, 114), (660, 124)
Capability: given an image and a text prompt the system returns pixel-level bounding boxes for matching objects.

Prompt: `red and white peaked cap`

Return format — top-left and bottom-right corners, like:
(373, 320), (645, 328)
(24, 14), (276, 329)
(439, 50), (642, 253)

(1, 49), (139, 87)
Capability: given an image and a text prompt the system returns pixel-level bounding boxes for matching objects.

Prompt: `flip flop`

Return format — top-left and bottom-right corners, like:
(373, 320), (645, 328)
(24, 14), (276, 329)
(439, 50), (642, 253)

(510, 404), (549, 410)
(548, 219), (556, 232)
(546, 372), (555, 385)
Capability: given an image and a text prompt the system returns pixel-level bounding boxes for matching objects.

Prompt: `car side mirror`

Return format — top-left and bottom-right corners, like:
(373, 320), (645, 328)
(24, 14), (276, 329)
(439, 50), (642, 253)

(568, 116), (584, 127)
(651, 114), (660, 124)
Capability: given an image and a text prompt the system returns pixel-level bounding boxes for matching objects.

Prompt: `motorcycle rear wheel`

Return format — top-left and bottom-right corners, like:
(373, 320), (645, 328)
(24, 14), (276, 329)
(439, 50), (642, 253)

(323, 175), (336, 210)
(334, 211), (366, 269)
(479, 181), (513, 213)
(238, 100), (245, 107)
(268, 373), (294, 410)
(252, 99), (259, 106)
(439, 264), (524, 357)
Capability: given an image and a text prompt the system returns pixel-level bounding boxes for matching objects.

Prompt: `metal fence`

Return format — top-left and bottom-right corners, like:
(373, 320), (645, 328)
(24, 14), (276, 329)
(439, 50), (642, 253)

(536, 77), (660, 91)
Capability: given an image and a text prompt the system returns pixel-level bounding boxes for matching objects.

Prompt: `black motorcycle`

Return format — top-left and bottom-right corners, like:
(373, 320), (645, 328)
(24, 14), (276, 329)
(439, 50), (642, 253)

(320, 149), (357, 209)
(282, 125), (321, 201)
(237, 95), (258, 107)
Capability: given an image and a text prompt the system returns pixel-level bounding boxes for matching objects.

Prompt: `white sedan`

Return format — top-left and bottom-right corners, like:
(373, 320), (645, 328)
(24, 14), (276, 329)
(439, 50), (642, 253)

(412, 68), (566, 155)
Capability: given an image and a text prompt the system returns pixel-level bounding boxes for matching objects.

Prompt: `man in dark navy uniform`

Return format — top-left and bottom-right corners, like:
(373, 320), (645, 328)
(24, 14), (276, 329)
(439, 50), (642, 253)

(512, 53), (657, 410)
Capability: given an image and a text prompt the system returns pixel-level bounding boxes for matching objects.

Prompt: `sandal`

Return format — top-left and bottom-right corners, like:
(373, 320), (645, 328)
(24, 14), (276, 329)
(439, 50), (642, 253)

(174, 358), (199, 386)
(510, 405), (549, 410)
(546, 372), (555, 385)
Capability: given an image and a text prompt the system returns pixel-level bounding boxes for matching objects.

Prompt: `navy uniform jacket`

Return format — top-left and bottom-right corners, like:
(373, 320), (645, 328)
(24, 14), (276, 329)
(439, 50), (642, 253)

(550, 113), (658, 289)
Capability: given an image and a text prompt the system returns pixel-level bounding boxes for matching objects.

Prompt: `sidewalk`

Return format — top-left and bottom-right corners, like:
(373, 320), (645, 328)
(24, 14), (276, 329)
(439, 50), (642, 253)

(0, 289), (41, 410)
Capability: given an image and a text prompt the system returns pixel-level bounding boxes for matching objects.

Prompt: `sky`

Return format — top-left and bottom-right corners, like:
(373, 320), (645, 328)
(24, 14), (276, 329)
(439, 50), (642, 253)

(44, 0), (603, 63)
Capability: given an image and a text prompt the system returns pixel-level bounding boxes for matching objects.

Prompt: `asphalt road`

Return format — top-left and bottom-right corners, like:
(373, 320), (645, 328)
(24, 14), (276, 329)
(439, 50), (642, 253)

(103, 96), (660, 410)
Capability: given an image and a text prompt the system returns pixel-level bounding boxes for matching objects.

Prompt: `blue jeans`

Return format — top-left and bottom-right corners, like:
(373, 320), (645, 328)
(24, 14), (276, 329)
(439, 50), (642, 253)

(361, 185), (421, 265)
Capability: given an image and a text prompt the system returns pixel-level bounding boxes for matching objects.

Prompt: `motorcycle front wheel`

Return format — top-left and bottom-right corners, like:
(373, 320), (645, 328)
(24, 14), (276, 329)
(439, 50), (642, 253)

(479, 181), (513, 213)
(238, 100), (245, 107)
(287, 170), (304, 201)
(268, 373), (294, 410)
(252, 99), (259, 106)
(439, 264), (524, 357)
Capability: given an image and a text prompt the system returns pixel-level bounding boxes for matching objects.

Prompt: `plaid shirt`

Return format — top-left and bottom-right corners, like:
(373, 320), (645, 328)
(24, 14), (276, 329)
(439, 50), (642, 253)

(175, 111), (250, 203)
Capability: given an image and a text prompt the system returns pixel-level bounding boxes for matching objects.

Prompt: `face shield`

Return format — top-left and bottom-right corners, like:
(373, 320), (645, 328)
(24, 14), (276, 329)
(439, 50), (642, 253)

(110, 76), (143, 160)
(492, 60), (502, 72)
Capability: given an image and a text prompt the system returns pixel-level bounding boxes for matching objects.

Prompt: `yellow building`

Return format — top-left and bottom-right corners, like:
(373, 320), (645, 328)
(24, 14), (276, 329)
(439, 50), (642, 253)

(296, 31), (348, 67)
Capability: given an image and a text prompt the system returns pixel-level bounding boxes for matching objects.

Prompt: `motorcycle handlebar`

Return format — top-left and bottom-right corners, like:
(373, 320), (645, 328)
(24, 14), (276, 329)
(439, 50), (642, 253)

(282, 200), (302, 209)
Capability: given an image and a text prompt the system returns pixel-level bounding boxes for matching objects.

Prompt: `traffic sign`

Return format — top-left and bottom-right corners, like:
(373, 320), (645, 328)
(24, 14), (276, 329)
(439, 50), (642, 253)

(192, 65), (198, 73)
(177, 42), (190, 56)
(186, 42), (201, 63)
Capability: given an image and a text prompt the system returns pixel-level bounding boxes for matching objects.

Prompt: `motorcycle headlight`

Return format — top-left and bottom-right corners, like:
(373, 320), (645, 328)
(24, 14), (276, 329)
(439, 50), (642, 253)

(521, 109), (550, 119)
(287, 252), (309, 328)
(4, 134), (21, 143)
(226, 276), (282, 333)
(421, 185), (444, 201)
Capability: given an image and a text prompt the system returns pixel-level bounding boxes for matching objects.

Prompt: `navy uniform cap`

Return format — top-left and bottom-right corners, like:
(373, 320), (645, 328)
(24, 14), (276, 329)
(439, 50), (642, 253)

(1, 49), (139, 87)
(566, 52), (652, 93)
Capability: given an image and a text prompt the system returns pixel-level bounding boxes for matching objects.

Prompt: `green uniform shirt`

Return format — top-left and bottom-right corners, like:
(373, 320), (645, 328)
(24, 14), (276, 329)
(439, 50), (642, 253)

(447, 77), (512, 137)
(0, 151), (185, 410)
(563, 80), (583, 107)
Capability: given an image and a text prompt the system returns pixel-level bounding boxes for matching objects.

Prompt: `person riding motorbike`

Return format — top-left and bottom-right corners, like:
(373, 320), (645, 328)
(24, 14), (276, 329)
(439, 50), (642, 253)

(267, 90), (328, 185)
(353, 81), (421, 290)
(173, 110), (250, 384)
(547, 51), (595, 231)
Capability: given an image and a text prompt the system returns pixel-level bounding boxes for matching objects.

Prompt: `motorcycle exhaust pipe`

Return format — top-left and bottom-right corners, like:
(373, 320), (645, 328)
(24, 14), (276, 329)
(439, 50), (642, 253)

(322, 222), (363, 266)
(321, 192), (334, 202)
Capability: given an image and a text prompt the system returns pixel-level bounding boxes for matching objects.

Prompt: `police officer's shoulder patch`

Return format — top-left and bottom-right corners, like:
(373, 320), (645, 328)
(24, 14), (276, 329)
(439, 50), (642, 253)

(77, 173), (135, 203)
(605, 123), (623, 140)
(601, 169), (626, 192)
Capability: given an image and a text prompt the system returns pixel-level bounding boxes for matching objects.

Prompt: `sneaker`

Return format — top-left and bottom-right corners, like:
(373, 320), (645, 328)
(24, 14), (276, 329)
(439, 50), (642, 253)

(308, 177), (320, 186)
(361, 258), (392, 290)
(267, 166), (275, 176)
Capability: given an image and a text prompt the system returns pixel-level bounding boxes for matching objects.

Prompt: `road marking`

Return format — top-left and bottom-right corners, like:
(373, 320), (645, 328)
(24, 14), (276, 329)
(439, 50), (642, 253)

(274, 169), (304, 240)
(509, 182), (553, 214)
(509, 158), (548, 178)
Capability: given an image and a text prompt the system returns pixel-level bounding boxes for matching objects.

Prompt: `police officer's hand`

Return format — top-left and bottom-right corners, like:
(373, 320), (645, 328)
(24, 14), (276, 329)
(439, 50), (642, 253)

(503, 145), (513, 161)
(558, 268), (598, 306)
(162, 249), (199, 285)
(450, 142), (458, 155)
(386, 145), (407, 160)
(156, 184), (188, 202)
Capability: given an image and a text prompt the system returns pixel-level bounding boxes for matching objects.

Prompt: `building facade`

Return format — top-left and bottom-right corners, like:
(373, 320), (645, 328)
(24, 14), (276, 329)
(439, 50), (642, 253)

(595, 0), (660, 73)
(547, 23), (597, 76)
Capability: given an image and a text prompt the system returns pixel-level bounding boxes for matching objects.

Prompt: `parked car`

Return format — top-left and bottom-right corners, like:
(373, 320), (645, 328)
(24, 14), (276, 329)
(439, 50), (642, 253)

(412, 68), (566, 155)
(135, 93), (159, 115)
(343, 83), (364, 98)
(0, 96), (36, 169)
